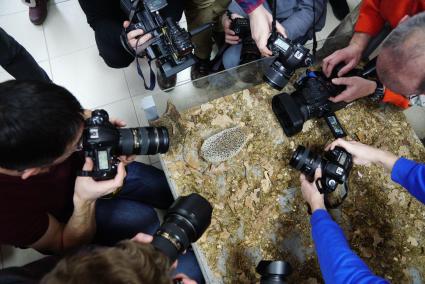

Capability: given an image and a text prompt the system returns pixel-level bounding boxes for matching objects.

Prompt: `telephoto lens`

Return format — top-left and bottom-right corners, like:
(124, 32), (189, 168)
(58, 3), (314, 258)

(151, 193), (213, 262)
(118, 127), (169, 155)
(289, 145), (322, 180)
(256, 260), (292, 284)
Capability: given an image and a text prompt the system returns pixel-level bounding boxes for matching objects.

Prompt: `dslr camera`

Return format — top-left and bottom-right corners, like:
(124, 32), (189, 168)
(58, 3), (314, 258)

(264, 34), (314, 90)
(152, 193), (213, 262)
(80, 109), (169, 181)
(290, 145), (353, 207)
(120, 0), (212, 79)
(256, 260), (292, 284)
(228, 14), (261, 65)
(272, 60), (376, 137)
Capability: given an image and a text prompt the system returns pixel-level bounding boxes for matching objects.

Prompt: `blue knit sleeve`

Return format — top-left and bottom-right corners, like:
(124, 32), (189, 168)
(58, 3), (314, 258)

(391, 157), (425, 204)
(311, 210), (389, 284)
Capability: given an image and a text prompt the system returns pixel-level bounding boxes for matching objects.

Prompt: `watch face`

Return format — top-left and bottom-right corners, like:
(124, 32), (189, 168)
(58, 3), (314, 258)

(144, 0), (167, 11)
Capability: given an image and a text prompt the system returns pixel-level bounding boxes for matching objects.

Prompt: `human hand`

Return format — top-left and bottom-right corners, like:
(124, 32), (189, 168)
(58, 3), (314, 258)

(74, 158), (126, 203)
(325, 138), (386, 166)
(132, 233), (185, 278)
(322, 44), (363, 77)
(123, 21), (153, 53)
(300, 169), (326, 213)
(131, 232), (153, 243)
(248, 5), (286, 57)
(222, 13), (242, 45)
(329, 77), (377, 103)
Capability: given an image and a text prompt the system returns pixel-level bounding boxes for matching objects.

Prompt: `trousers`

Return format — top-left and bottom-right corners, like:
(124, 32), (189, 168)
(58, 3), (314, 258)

(78, 0), (185, 68)
(0, 28), (50, 82)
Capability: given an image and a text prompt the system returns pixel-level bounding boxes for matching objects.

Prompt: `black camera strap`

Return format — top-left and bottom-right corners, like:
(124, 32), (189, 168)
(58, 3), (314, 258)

(136, 55), (156, 91)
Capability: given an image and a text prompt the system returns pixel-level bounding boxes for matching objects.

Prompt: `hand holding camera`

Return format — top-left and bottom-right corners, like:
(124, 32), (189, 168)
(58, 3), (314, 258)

(329, 76), (378, 103)
(322, 43), (364, 78)
(222, 12), (243, 45)
(123, 20), (153, 53)
(326, 138), (398, 170)
(300, 169), (326, 213)
(74, 157), (127, 202)
(247, 5), (286, 57)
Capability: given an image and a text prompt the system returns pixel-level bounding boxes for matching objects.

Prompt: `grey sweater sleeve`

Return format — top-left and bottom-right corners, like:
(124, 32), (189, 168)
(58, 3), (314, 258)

(281, 0), (327, 41)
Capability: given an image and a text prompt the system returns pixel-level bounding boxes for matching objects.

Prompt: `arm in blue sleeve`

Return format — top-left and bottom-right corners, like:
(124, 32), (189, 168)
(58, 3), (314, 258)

(311, 210), (389, 284)
(391, 157), (425, 204)
(235, 0), (264, 14)
(280, 0), (326, 41)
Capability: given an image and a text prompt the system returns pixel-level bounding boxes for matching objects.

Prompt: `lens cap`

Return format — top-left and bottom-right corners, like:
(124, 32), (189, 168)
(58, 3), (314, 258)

(256, 260), (292, 282)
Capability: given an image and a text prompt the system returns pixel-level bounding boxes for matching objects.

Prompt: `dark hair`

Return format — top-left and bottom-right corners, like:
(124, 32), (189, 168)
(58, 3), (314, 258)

(0, 80), (84, 170)
(41, 241), (172, 284)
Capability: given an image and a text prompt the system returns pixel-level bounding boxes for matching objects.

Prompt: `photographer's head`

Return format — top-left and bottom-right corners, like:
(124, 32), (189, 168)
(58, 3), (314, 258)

(41, 239), (196, 284)
(42, 240), (171, 284)
(377, 12), (425, 97)
(0, 80), (84, 179)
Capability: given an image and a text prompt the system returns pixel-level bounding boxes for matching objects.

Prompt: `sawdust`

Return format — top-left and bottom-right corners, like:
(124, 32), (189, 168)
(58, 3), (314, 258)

(153, 83), (425, 283)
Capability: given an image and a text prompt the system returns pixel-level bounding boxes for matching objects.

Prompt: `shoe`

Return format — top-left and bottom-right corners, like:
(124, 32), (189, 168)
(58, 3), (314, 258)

(329, 0), (350, 21)
(29, 0), (48, 25)
(191, 57), (211, 89)
(157, 70), (176, 91)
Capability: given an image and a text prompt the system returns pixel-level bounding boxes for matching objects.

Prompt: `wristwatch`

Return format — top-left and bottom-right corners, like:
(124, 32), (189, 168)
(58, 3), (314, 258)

(369, 81), (385, 103)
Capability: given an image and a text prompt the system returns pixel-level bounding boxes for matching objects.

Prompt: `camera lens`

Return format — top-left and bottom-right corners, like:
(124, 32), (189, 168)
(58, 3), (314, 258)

(118, 127), (169, 156)
(256, 260), (292, 284)
(289, 145), (322, 179)
(151, 193), (213, 262)
(263, 60), (290, 90)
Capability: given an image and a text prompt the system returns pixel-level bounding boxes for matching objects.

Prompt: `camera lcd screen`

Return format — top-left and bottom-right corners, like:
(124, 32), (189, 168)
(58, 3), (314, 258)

(275, 38), (290, 52)
(98, 150), (109, 170)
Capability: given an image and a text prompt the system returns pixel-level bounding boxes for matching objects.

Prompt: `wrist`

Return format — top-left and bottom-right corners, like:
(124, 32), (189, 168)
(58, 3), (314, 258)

(310, 200), (326, 213)
(350, 33), (370, 53)
(73, 194), (95, 208)
(248, 2), (265, 16)
(369, 81), (385, 102)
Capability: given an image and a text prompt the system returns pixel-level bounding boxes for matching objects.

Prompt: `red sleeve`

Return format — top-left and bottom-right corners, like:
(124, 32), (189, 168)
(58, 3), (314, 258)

(235, 0), (265, 14)
(382, 89), (410, 109)
(354, 0), (386, 36)
(0, 212), (49, 247)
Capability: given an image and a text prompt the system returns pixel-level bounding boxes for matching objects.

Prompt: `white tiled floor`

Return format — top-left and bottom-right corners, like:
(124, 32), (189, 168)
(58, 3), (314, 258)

(0, 0), (421, 270)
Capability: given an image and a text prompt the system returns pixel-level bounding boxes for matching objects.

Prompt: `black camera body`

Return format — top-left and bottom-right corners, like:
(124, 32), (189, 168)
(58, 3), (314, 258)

(272, 69), (349, 138)
(271, 59), (376, 138)
(256, 260), (292, 284)
(229, 15), (261, 65)
(152, 193), (213, 262)
(81, 109), (169, 181)
(229, 17), (250, 38)
(120, 0), (199, 78)
(264, 35), (313, 90)
(290, 145), (353, 195)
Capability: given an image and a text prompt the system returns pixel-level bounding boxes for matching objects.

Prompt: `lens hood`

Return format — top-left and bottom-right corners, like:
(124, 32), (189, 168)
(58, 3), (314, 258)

(272, 93), (304, 137)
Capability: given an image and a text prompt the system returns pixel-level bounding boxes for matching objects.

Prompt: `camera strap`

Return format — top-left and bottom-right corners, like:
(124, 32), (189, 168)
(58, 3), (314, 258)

(136, 55), (156, 91)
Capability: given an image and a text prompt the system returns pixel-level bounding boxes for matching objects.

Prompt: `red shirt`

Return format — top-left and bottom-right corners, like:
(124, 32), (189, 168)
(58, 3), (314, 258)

(355, 0), (425, 36)
(354, 0), (425, 108)
(0, 153), (83, 247)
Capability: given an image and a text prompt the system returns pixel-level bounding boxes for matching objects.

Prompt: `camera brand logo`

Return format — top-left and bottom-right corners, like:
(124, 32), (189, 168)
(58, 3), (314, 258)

(89, 128), (99, 139)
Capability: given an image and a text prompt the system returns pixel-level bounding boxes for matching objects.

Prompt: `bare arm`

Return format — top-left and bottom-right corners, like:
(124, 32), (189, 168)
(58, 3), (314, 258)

(31, 158), (126, 254)
(326, 138), (398, 172)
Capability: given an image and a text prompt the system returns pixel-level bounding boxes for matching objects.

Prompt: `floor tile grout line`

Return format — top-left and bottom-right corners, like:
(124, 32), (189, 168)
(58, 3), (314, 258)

(46, 43), (98, 63)
(0, 0), (72, 17)
(41, 23), (54, 81)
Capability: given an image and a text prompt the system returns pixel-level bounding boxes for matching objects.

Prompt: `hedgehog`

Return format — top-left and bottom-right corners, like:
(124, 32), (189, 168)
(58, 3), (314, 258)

(200, 126), (247, 163)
